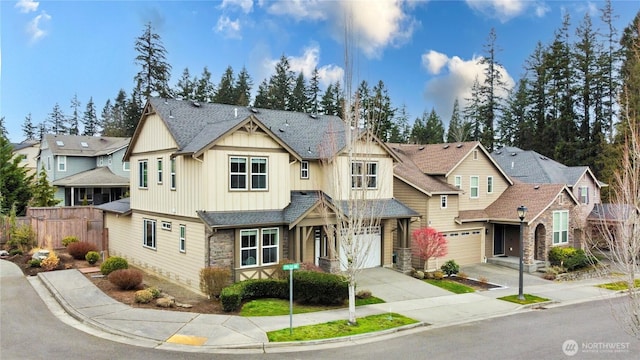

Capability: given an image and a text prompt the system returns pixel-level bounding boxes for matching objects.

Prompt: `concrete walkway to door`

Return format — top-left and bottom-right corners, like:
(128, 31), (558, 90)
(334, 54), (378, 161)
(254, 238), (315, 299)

(357, 267), (452, 302)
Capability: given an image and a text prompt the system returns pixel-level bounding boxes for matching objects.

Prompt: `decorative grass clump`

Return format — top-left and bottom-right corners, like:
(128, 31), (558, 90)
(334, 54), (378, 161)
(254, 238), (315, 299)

(108, 268), (143, 290)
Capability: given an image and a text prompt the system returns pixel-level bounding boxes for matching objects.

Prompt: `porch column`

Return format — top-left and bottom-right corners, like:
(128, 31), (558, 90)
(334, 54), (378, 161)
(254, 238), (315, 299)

(71, 187), (75, 206)
(294, 227), (300, 262)
(395, 218), (413, 273)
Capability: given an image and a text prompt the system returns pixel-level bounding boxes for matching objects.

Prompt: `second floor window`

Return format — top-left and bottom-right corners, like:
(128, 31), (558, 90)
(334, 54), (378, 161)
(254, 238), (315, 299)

(230, 156), (268, 191)
(440, 195), (448, 209)
(351, 161), (378, 189)
(487, 176), (494, 194)
(454, 175), (461, 189)
(139, 160), (148, 188)
(470, 176), (479, 198)
(57, 155), (66, 172)
(579, 186), (589, 204)
(123, 161), (130, 171)
(157, 158), (163, 184)
(170, 158), (176, 189)
(301, 161), (309, 179)
(251, 158), (267, 190)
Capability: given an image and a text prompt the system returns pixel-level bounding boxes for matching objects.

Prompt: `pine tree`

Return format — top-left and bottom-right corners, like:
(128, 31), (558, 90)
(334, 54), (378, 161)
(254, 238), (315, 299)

(194, 67), (215, 103)
(424, 108), (445, 144)
(233, 66), (252, 106)
(478, 28), (506, 151)
(320, 83), (336, 115)
(289, 72), (308, 112)
(524, 41), (549, 154)
(446, 98), (471, 143)
(253, 79), (270, 109)
(269, 55), (293, 110)
(369, 80), (395, 141)
(464, 77), (483, 141)
(307, 67), (321, 114)
(175, 67), (196, 100)
(333, 81), (345, 119)
(124, 90), (143, 136)
(102, 90), (128, 137)
(388, 104), (410, 143)
(409, 113), (427, 144)
(0, 134), (33, 215)
(82, 97), (99, 136)
(100, 99), (113, 135)
(214, 66), (236, 104)
(68, 94), (81, 135)
(30, 165), (60, 207)
(499, 78), (533, 148)
(353, 80), (370, 128)
(599, 0), (622, 141)
(0, 117), (6, 137)
(48, 103), (67, 135)
(134, 22), (172, 99)
(22, 113), (36, 140)
(37, 122), (47, 142)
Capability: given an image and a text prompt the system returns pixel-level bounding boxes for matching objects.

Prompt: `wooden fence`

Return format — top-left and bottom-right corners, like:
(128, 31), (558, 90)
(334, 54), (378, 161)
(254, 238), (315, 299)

(25, 206), (105, 250)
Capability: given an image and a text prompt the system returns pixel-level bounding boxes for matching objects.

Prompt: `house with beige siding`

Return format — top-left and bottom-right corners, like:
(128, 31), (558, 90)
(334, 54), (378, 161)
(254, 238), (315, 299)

(390, 142), (580, 272)
(11, 139), (40, 176)
(100, 98), (417, 293)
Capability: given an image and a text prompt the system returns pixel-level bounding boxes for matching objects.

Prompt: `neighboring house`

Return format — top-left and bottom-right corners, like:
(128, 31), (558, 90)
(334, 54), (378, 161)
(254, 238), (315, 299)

(11, 139), (40, 176)
(491, 146), (605, 245)
(99, 98), (417, 292)
(390, 142), (580, 272)
(36, 134), (130, 206)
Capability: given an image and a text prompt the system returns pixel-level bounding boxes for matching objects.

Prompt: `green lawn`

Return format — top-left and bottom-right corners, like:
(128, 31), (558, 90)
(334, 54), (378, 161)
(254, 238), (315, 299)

(240, 296), (385, 317)
(597, 279), (640, 291)
(498, 294), (550, 305)
(424, 279), (475, 294)
(267, 313), (418, 342)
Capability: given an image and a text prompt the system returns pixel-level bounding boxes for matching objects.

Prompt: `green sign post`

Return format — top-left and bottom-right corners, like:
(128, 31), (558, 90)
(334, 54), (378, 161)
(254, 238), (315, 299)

(282, 263), (300, 334)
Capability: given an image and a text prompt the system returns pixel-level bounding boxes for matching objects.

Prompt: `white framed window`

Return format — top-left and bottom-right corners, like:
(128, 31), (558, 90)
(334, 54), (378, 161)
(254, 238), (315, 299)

(138, 160), (148, 188)
(487, 176), (494, 194)
(47, 156), (52, 171)
(470, 176), (479, 198)
(179, 225), (186, 253)
(351, 161), (378, 189)
(300, 160), (309, 179)
(579, 186), (589, 204)
(230, 157), (248, 190)
(123, 161), (130, 171)
(161, 221), (172, 230)
(440, 195), (448, 209)
(262, 228), (279, 265)
(552, 210), (569, 245)
(108, 155), (112, 166)
(473, 150), (478, 160)
(454, 175), (462, 189)
(98, 157), (104, 166)
(157, 158), (163, 184)
(240, 229), (258, 267)
(57, 155), (67, 172)
(170, 158), (176, 190)
(143, 219), (156, 249)
(251, 157), (268, 190)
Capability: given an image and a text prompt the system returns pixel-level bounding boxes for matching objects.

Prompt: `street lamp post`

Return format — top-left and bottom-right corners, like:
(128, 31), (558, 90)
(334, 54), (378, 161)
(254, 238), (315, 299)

(517, 205), (527, 301)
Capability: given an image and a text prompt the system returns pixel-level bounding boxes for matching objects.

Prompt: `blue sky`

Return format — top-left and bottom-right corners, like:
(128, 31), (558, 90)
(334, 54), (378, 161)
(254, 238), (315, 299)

(2, 0), (638, 143)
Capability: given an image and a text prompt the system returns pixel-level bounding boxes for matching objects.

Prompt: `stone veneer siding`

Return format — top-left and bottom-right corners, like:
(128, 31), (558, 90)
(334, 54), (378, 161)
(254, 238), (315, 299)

(524, 200), (577, 265)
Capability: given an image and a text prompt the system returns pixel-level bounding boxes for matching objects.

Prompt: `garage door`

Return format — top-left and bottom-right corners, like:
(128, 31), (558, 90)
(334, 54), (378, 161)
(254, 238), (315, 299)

(340, 227), (381, 270)
(443, 230), (482, 266)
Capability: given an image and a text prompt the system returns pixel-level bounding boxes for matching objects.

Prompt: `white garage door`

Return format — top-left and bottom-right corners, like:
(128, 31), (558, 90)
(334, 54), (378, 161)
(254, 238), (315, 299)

(444, 230), (482, 266)
(340, 227), (381, 270)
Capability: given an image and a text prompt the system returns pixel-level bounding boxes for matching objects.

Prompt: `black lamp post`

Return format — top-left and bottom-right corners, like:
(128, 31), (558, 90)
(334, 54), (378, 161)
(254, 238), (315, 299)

(517, 205), (527, 301)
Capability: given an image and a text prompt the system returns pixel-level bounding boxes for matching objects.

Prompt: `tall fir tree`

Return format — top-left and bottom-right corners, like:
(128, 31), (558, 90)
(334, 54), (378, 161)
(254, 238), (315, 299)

(30, 165), (60, 207)
(22, 113), (36, 140)
(307, 67), (321, 114)
(424, 108), (445, 144)
(498, 78), (533, 148)
(48, 103), (67, 135)
(0, 117), (6, 138)
(214, 66), (236, 104)
(289, 72), (308, 112)
(68, 94), (81, 135)
(464, 77), (483, 142)
(268, 55), (294, 110)
(253, 79), (270, 109)
(82, 97), (99, 136)
(409, 113), (427, 144)
(524, 41), (549, 154)
(174, 67), (196, 100)
(369, 80), (395, 141)
(446, 98), (471, 143)
(124, 90), (144, 136)
(478, 28), (507, 151)
(134, 22), (172, 99)
(599, 0), (622, 142)
(0, 134), (33, 215)
(320, 83), (336, 115)
(233, 66), (252, 106)
(37, 122), (47, 142)
(388, 103), (410, 143)
(194, 67), (215, 102)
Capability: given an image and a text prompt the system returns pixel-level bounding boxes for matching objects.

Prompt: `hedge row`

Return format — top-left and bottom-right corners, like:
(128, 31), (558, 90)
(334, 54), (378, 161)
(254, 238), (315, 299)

(219, 270), (348, 312)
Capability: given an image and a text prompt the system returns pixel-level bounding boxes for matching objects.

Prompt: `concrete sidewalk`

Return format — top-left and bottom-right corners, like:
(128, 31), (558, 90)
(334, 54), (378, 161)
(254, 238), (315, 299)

(15, 261), (628, 354)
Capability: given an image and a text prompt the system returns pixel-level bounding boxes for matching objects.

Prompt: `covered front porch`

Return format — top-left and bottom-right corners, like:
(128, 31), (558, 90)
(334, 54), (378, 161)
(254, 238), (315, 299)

(486, 255), (546, 273)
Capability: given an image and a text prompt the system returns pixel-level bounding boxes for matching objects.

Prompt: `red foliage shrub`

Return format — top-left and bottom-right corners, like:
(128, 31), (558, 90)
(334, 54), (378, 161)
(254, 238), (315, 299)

(107, 268), (143, 290)
(67, 241), (98, 260)
(412, 227), (448, 271)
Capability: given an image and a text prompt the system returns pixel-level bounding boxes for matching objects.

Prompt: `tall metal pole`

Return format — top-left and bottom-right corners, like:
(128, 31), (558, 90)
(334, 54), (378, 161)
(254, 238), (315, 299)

(518, 218), (525, 300)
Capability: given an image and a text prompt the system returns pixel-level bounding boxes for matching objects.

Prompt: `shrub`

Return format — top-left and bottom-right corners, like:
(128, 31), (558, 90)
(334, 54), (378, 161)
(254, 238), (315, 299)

(293, 271), (348, 305)
(356, 289), (372, 299)
(62, 236), (79, 247)
(67, 241), (98, 260)
(9, 248), (23, 256)
(414, 270), (425, 280)
(272, 259), (296, 280)
(543, 270), (557, 280)
(100, 256), (128, 275)
(29, 259), (41, 268)
(6, 224), (35, 253)
(478, 276), (488, 284)
(147, 286), (161, 298)
(134, 289), (154, 303)
(108, 269), (143, 290)
(548, 247), (595, 271)
(441, 260), (460, 276)
(432, 270), (444, 280)
(219, 279), (289, 312)
(40, 252), (60, 271)
(199, 266), (232, 299)
(85, 251), (100, 265)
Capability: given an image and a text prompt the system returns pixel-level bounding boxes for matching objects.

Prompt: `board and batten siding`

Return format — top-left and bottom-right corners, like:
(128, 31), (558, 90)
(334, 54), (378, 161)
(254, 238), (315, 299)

(449, 152), (509, 211)
(291, 160), (323, 191)
(131, 114), (178, 154)
(330, 155), (394, 200)
(106, 211), (206, 293)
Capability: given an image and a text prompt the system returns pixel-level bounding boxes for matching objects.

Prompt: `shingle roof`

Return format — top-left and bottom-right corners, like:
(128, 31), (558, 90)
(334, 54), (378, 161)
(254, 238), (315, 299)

(52, 167), (129, 187)
(335, 198), (419, 219)
(390, 146), (460, 195)
(11, 139), (39, 151)
(483, 183), (573, 223)
(388, 141), (482, 175)
(43, 134), (129, 157)
(147, 97), (348, 159)
(588, 203), (638, 222)
(96, 197), (131, 215)
(491, 146), (596, 187)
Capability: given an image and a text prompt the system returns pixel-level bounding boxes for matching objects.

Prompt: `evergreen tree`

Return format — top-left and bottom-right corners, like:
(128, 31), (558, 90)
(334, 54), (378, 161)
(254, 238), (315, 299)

(37, 122), (47, 142)
(100, 99), (113, 135)
(524, 41), (549, 154)
(48, 103), (67, 135)
(267, 55), (294, 110)
(253, 79), (270, 108)
(320, 83), (337, 115)
(499, 78), (533, 148)
(478, 28), (506, 151)
(333, 81), (345, 119)
(22, 113), (36, 140)
(464, 77), (483, 141)
(307, 67), (321, 113)
(134, 22), (172, 99)
(214, 66), (236, 104)
(599, 0), (622, 141)
(124, 90), (143, 136)
(175, 67), (196, 100)
(353, 80), (371, 128)
(289, 72), (308, 112)
(0, 134), (33, 215)
(233, 66), (252, 106)
(82, 97), (99, 136)
(194, 67), (215, 102)
(0, 117), (6, 137)
(424, 108), (445, 144)
(619, 11), (640, 140)
(446, 98), (471, 143)
(30, 165), (60, 207)
(102, 90), (128, 137)
(68, 94), (81, 135)
(369, 80), (395, 141)
(409, 113), (427, 144)
(388, 104), (410, 143)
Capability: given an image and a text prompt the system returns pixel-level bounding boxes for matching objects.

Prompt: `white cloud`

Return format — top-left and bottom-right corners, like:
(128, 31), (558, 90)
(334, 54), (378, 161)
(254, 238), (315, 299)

(465, 0), (547, 22)
(422, 50), (449, 75)
(421, 51), (515, 123)
(264, 0), (417, 58)
(27, 11), (51, 43)
(15, 0), (39, 13)
(221, 0), (254, 14)
(215, 15), (242, 39)
(261, 45), (344, 89)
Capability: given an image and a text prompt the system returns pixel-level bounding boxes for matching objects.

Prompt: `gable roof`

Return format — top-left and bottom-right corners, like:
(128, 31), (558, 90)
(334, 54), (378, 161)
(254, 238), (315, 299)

(52, 167), (129, 187)
(390, 146), (460, 195)
(491, 146), (602, 188)
(42, 134), (129, 157)
(11, 139), (39, 151)
(97, 197), (131, 215)
(127, 97), (395, 162)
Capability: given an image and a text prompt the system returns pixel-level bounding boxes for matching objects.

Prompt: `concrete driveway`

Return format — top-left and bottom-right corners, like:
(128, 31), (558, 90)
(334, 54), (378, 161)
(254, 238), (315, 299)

(460, 263), (550, 289)
(357, 267), (451, 302)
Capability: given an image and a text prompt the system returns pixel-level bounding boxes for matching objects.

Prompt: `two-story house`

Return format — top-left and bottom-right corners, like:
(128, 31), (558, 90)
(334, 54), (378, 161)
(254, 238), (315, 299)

(100, 98), (417, 292)
(36, 134), (130, 206)
(391, 142), (579, 272)
(11, 139), (40, 176)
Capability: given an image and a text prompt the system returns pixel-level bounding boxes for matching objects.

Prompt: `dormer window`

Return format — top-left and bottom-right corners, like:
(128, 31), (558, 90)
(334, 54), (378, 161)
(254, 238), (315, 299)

(579, 186), (589, 204)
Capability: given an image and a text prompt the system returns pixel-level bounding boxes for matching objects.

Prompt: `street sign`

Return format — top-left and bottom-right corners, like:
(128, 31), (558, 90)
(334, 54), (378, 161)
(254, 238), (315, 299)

(282, 263), (300, 271)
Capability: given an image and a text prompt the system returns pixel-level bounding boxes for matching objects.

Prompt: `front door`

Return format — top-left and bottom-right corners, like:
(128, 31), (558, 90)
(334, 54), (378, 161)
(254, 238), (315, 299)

(493, 224), (505, 256)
